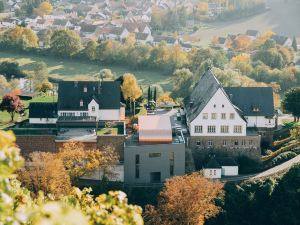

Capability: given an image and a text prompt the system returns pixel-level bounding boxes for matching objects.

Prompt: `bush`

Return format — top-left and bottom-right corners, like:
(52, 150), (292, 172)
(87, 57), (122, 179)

(264, 151), (297, 169)
(262, 142), (300, 161)
(236, 155), (262, 174)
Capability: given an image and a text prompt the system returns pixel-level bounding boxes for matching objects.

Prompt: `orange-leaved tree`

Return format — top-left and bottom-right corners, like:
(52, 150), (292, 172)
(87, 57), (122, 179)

(144, 172), (224, 225)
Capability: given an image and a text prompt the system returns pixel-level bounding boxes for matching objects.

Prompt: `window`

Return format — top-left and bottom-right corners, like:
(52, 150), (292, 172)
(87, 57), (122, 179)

(150, 172), (161, 183)
(211, 113), (217, 119)
(223, 140), (227, 146)
(194, 125), (203, 133)
(207, 126), (216, 133)
(213, 104), (216, 108)
(135, 155), (140, 179)
(196, 141), (201, 146)
(221, 125), (229, 133)
(169, 152), (174, 176)
(83, 86), (87, 92)
(234, 125), (242, 133)
(92, 106), (95, 112)
(208, 140), (213, 146)
(40, 118), (42, 121)
(234, 140), (239, 146)
(209, 170), (212, 176)
(222, 104), (224, 108)
(230, 113), (235, 119)
(214, 170), (216, 175)
(203, 113), (208, 119)
(249, 140), (253, 146)
(221, 113), (226, 119)
(149, 153), (161, 158)
(242, 140), (246, 146)
(80, 100), (83, 107)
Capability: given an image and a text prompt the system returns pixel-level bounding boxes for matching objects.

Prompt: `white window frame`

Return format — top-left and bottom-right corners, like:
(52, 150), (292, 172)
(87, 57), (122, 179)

(194, 125), (203, 133)
(207, 126), (216, 133)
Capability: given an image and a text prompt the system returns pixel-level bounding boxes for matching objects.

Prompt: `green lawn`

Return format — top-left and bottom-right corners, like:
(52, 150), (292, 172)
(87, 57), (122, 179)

(0, 51), (172, 91)
(0, 95), (57, 129)
(97, 128), (119, 136)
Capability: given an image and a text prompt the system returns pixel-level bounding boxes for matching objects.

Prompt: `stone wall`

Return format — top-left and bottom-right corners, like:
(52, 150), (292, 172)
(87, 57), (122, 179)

(97, 135), (126, 162)
(16, 135), (57, 156)
(189, 135), (261, 159)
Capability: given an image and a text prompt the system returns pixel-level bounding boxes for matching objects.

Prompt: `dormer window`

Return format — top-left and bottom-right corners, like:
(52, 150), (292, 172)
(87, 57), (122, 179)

(83, 86), (87, 92)
(80, 99), (83, 107)
(252, 105), (260, 112)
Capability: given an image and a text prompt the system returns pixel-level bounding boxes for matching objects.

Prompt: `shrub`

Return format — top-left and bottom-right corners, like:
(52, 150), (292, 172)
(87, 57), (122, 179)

(264, 151), (297, 169)
(236, 155), (262, 174)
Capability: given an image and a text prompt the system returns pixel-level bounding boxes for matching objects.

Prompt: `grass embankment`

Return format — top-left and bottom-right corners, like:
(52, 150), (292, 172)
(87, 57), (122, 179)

(0, 95), (57, 129)
(0, 51), (172, 90)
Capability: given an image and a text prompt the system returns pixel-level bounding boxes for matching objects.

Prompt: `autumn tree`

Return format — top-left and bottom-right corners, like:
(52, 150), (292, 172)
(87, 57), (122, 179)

(157, 93), (174, 106)
(282, 87), (300, 121)
(144, 173), (224, 225)
(98, 69), (115, 81)
(84, 40), (98, 61)
(34, 1), (53, 16)
(37, 80), (53, 94)
(197, 2), (209, 15)
(58, 141), (119, 182)
(18, 152), (71, 198)
(171, 68), (194, 99)
(230, 53), (253, 75)
(0, 90), (24, 121)
(235, 35), (252, 50)
(0, 75), (10, 91)
(50, 29), (82, 57)
(121, 73), (142, 115)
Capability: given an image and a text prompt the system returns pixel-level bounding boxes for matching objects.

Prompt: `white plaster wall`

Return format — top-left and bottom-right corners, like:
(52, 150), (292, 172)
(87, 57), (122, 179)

(203, 169), (222, 179)
(190, 88), (247, 137)
(221, 166), (238, 176)
(29, 118), (57, 124)
(88, 99), (99, 119)
(246, 116), (276, 128)
(99, 109), (120, 120)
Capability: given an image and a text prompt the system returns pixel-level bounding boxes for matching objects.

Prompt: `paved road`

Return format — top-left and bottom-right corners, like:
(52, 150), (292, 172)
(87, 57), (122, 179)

(193, 0), (300, 45)
(222, 154), (300, 182)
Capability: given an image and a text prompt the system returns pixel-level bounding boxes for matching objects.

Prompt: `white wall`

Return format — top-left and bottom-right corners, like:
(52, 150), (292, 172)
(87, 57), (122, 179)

(29, 118), (57, 124)
(88, 99), (99, 119)
(246, 116), (276, 128)
(190, 88), (247, 137)
(99, 109), (121, 121)
(221, 166), (238, 176)
(203, 169), (222, 179)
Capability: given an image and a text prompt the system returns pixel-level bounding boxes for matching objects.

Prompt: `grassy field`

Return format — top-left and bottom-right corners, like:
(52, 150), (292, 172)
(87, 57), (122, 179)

(0, 95), (57, 129)
(0, 51), (172, 91)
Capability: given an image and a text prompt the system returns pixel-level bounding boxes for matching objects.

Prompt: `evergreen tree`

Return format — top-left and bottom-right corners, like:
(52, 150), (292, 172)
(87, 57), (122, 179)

(154, 87), (157, 102)
(292, 36), (297, 52)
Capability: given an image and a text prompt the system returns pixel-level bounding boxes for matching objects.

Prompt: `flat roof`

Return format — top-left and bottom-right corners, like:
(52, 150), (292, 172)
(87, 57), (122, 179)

(138, 115), (172, 143)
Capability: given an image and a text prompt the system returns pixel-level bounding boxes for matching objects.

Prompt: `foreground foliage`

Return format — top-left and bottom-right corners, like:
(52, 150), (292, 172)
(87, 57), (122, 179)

(0, 130), (143, 225)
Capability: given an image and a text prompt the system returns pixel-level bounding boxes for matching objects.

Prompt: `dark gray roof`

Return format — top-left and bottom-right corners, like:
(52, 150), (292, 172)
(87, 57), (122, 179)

(29, 102), (58, 118)
(153, 35), (177, 44)
(224, 87), (274, 117)
(216, 157), (238, 166)
(135, 32), (149, 40)
(271, 35), (290, 45)
(184, 70), (221, 122)
(246, 29), (259, 37)
(57, 81), (121, 111)
(204, 158), (221, 169)
(218, 37), (226, 44)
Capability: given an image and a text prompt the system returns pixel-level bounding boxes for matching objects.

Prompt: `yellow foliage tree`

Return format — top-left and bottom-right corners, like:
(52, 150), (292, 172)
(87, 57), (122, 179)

(121, 73), (142, 115)
(157, 93), (174, 106)
(35, 1), (53, 16)
(235, 35), (252, 50)
(197, 2), (208, 15)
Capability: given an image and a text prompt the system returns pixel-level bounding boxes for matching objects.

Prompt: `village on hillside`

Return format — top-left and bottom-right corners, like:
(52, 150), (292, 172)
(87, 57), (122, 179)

(0, 0), (300, 225)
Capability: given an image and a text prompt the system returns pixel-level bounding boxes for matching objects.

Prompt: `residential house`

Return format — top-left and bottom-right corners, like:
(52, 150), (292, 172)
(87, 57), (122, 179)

(135, 32), (153, 44)
(52, 19), (73, 29)
(203, 156), (238, 179)
(271, 34), (292, 47)
(215, 37), (230, 50)
(184, 70), (264, 157)
(245, 29), (260, 40)
(124, 115), (185, 184)
(105, 27), (130, 40)
(153, 35), (179, 46)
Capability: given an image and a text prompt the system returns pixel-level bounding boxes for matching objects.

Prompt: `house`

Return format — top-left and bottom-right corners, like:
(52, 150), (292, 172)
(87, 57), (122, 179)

(215, 37), (230, 50)
(153, 35), (179, 46)
(106, 27), (129, 40)
(203, 156), (238, 179)
(271, 35), (292, 47)
(135, 32), (153, 44)
(184, 70), (262, 156)
(245, 30), (260, 40)
(29, 103), (58, 124)
(52, 19), (72, 29)
(57, 81), (125, 122)
(180, 41), (193, 52)
(124, 115), (185, 184)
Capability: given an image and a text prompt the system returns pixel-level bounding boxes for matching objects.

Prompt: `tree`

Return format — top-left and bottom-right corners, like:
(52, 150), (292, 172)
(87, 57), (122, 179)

(50, 29), (82, 57)
(0, 90), (24, 121)
(157, 93), (174, 106)
(58, 141), (119, 182)
(282, 88), (300, 121)
(0, 1), (4, 13)
(32, 62), (48, 89)
(18, 152), (72, 198)
(144, 173), (224, 225)
(171, 68), (194, 99)
(121, 73), (142, 115)
(0, 60), (23, 79)
(37, 80), (53, 94)
(84, 40), (97, 61)
(0, 75), (10, 91)
(235, 35), (252, 50)
(98, 69), (115, 81)
(34, 1), (53, 16)
(290, 126), (300, 141)
(292, 36), (297, 52)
